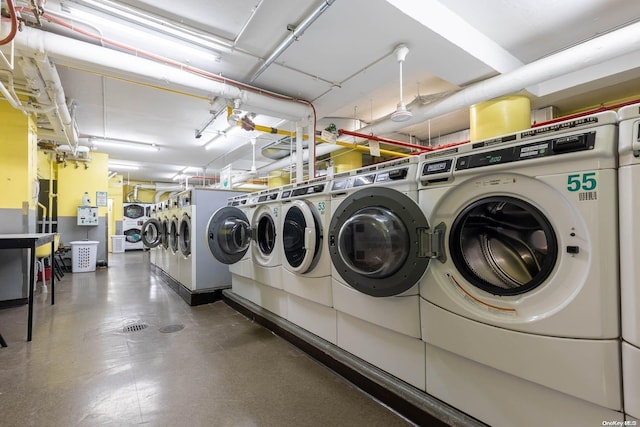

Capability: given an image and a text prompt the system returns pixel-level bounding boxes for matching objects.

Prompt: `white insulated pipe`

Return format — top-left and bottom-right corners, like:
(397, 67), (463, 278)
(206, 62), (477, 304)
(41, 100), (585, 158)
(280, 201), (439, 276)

(11, 26), (312, 121)
(348, 20), (640, 139)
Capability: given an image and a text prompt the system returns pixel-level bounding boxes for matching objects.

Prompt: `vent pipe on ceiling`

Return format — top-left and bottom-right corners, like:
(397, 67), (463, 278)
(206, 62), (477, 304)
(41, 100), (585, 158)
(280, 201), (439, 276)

(9, 26), (312, 121)
(346, 19), (640, 140)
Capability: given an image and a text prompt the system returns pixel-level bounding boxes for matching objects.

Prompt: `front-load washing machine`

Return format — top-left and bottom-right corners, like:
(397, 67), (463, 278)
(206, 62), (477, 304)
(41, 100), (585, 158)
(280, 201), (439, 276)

(280, 176), (335, 343)
(174, 188), (241, 305)
(167, 196), (181, 282)
(157, 200), (170, 274)
(143, 203), (160, 266)
(207, 190), (288, 319)
(618, 102), (640, 420)
(328, 156), (429, 390)
(248, 188), (282, 289)
(418, 111), (622, 427)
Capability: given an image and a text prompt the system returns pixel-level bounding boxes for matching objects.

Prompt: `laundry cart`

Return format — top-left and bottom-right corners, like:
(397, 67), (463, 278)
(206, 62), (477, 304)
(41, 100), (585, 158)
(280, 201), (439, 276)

(70, 241), (99, 272)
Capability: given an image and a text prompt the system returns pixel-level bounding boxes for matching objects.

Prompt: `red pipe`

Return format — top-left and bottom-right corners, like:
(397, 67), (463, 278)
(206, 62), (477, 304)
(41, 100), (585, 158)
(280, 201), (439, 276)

(0, 0), (18, 46)
(532, 97), (640, 127)
(338, 129), (430, 152)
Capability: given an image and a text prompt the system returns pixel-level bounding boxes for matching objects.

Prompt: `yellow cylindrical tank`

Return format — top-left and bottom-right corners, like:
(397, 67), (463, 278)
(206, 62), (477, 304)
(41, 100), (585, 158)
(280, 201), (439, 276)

(331, 149), (362, 174)
(470, 95), (531, 142)
(268, 170), (290, 188)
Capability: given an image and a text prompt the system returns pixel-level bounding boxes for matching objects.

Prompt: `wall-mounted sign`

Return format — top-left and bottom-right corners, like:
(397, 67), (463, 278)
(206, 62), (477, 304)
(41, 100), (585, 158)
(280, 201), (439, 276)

(96, 191), (108, 207)
(221, 164), (232, 189)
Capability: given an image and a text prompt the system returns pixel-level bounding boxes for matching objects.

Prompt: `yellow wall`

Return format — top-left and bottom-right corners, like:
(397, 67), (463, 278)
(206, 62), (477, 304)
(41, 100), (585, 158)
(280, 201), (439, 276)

(56, 152), (110, 217)
(0, 100), (37, 209)
(123, 181), (159, 203)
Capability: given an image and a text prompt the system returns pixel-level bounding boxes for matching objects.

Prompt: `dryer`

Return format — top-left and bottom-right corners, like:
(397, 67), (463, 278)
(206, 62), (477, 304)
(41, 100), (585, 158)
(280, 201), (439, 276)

(280, 176), (335, 343)
(207, 190), (288, 319)
(418, 111), (622, 426)
(328, 157), (428, 390)
(123, 202), (149, 250)
(618, 102), (640, 420)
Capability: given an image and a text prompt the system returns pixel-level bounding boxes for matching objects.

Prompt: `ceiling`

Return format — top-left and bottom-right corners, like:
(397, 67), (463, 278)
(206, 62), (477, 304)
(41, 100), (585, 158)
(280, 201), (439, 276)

(2, 0), (640, 186)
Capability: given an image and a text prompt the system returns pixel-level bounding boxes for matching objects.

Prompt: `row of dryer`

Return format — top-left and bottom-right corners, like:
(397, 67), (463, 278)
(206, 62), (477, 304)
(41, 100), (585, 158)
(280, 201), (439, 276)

(204, 105), (640, 426)
(141, 188), (240, 304)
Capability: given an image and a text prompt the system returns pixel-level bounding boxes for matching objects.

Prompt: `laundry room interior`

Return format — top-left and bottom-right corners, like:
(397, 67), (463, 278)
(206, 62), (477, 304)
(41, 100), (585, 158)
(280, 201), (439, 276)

(1, 1), (640, 426)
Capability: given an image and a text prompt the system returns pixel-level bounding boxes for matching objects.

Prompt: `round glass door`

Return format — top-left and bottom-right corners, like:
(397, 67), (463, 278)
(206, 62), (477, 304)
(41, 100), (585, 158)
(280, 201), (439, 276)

(283, 200), (321, 273)
(141, 218), (162, 248)
(169, 217), (180, 253)
(449, 196), (558, 296)
(161, 218), (170, 249)
(329, 187), (430, 297)
(179, 214), (191, 257)
(256, 213), (276, 256)
(206, 206), (252, 264)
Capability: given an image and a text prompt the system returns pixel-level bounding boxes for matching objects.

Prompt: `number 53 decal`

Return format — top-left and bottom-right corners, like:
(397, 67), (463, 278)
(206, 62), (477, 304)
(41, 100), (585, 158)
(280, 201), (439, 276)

(567, 172), (597, 192)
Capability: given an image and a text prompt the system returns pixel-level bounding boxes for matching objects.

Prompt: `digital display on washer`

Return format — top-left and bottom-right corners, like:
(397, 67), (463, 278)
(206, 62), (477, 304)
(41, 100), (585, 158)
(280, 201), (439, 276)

(353, 174), (376, 187)
(281, 190), (291, 199)
(421, 159), (453, 176)
(331, 180), (349, 191)
(456, 147), (515, 170)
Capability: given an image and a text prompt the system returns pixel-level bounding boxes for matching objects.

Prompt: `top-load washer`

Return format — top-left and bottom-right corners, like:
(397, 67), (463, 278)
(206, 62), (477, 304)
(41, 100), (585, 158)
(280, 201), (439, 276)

(418, 111), (622, 427)
(280, 176), (335, 343)
(618, 102), (640, 420)
(327, 156), (429, 390)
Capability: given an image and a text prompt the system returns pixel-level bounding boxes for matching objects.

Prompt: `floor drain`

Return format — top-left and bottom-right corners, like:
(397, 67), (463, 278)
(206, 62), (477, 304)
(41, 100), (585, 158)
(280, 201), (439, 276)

(159, 324), (184, 333)
(123, 323), (148, 333)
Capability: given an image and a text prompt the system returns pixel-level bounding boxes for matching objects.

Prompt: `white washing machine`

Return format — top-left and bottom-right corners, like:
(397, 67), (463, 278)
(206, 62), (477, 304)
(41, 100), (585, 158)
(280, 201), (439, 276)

(328, 157), (428, 390)
(280, 176), (336, 343)
(207, 191), (288, 318)
(418, 111), (622, 426)
(142, 202), (162, 266)
(123, 202), (149, 250)
(167, 196), (181, 281)
(248, 188), (283, 289)
(618, 103), (640, 420)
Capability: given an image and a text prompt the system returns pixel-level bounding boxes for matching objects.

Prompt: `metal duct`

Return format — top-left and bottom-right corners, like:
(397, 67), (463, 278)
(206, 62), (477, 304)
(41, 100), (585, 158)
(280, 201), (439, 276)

(10, 26), (312, 121)
(348, 20), (640, 140)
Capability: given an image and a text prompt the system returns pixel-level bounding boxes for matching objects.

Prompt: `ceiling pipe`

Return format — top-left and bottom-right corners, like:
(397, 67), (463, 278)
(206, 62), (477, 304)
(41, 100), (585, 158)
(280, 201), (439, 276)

(346, 20), (640, 140)
(249, 0), (336, 83)
(9, 26), (312, 121)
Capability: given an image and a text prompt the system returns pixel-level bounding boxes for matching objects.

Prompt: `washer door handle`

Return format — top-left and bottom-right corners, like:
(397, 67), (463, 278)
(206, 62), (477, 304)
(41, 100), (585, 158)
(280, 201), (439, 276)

(304, 227), (315, 251)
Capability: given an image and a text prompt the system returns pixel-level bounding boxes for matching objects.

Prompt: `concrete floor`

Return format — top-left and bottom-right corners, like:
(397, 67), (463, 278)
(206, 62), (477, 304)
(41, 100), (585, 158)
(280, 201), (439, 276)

(0, 251), (413, 426)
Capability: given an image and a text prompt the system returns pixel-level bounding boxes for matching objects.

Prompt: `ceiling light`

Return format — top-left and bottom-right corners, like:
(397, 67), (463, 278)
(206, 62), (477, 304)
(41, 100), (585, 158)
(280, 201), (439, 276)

(91, 137), (160, 152)
(390, 44), (413, 123)
(108, 163), (139, 170)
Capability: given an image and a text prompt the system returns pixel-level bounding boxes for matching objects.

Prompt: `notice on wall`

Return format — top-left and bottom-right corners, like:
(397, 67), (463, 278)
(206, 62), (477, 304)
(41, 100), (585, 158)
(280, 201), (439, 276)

(96, 191), (108, 207)
(369, 140), (381, 157)
(221, 164), (232, 189)
(321, 130), (337, 144)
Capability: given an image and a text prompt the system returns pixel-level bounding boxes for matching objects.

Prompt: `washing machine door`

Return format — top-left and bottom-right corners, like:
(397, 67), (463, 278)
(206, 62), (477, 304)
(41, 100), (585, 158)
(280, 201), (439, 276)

(179, 213), (191, 257)
(161, 217), (170, 249)
(329, 187), (432, 297)
(252, 205), (278, 263)
(169, 216), (180, 254)
(283, 200), (321, 273)
(141, 218), (162, 248)
(124, 203), (145, 220)
(206, 206), (252, 264)
(449, 196), (558, 296)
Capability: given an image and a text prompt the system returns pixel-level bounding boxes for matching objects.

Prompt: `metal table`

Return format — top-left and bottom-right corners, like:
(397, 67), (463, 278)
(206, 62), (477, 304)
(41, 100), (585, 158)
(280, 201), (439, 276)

(0, 233), (56, 343)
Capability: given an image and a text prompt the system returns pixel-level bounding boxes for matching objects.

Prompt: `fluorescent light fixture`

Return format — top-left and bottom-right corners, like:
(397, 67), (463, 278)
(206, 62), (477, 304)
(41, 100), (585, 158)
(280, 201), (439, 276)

(108, 162), (140, 170)
(91, 137), (160, 152)
(69, 0), (229, 54)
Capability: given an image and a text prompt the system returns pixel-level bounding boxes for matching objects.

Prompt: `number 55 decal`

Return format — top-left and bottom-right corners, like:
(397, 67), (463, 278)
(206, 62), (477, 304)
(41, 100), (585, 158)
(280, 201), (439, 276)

(567, 172), (597, 192)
